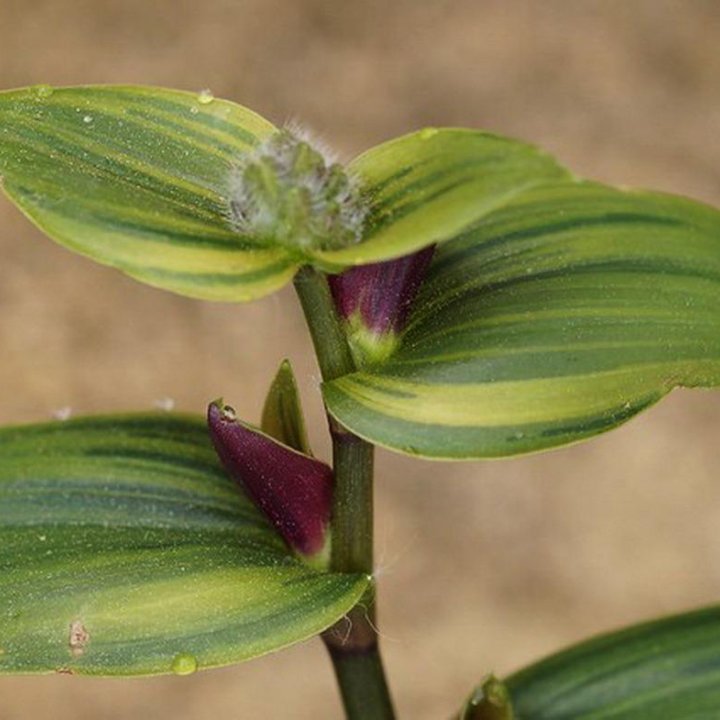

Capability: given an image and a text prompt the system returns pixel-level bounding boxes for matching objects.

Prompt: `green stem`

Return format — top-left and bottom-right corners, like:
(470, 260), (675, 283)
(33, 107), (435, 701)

(330, 430), (373, 575)
(293, 266), (396, 720)
(293, 265), (355, 383)
(327, 635), (395, 720)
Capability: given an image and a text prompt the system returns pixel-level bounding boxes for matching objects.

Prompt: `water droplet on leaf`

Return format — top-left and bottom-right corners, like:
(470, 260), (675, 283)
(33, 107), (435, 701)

(33, 85), (54, 99)
(221, 405), (237, 422)
(52, 406), (73, 421)
(83, 115), (93, 124)
(154, 397), (175, 412)
(197, 89), (214, 105)
(189, 106), (199, 115)
(171, 652), (198, 676)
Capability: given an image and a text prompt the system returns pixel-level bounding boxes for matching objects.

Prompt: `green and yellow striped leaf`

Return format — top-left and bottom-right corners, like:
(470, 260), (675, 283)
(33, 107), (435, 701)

(0, 414), (368, 676)
(324, 181), (720, 458)
(461, 605), (720, 718)
(315, 128), (571, 269)
(0, 89), (574, 296)
(0, 85), (300, 301)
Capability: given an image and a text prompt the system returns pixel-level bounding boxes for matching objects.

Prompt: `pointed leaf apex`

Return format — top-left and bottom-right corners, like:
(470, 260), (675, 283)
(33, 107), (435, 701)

(260, 360), (312, 455)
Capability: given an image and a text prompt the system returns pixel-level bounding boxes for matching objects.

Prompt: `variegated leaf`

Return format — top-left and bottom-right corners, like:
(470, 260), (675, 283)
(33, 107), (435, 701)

(0, 414), (368, 675)
(324, 181), (720, 458)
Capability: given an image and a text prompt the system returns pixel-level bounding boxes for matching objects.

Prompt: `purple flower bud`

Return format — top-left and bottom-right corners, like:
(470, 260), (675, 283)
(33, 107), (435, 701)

(329, 246), (435, 365)
(208, 400), (332, 564)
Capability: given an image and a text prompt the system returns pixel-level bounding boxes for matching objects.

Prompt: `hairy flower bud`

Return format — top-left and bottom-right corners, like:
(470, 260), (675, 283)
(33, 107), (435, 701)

(227, 129), (367, 253)
(208, 400), (333, 566)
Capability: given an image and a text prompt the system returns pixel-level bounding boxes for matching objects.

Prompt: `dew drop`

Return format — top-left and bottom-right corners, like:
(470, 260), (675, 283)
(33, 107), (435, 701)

(52, 406), (73, 421)
(197, 89), (214, 105)
(33, 84), (54, 99)
(420, 127), (438, 140)
(189, 106), (199, 115)
(83, 115), (93, 124)
(221, 404), (237, 422)
(154, 397), (175, 412)
(171, 652), (198, 676)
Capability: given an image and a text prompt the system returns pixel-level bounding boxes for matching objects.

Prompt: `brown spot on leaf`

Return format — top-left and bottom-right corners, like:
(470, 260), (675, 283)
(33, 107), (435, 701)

(69, 620), (89, 657)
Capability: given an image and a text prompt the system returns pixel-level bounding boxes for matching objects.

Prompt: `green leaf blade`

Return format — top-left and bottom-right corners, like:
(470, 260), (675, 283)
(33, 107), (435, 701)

(0, 414), (368, 675)
(501, 606), (720, 719)
(314, 128), (572, 268)
(0, 85), (298, 301)
(261, 359), (312, 455)
(324, 182), (720, 458)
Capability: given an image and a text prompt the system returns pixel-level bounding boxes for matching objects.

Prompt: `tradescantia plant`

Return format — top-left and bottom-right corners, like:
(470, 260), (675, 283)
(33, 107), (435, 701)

(0, 84), (719, 718)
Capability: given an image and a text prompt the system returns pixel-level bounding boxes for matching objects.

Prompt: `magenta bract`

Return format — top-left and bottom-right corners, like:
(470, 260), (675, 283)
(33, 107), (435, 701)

(329, 246), (434, 335)
(329, 247), (435, 364)
(208, 401), (333, 561)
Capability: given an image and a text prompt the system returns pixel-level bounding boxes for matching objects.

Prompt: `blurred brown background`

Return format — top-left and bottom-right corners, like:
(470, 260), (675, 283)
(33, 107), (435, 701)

(1, 0), (719, 717)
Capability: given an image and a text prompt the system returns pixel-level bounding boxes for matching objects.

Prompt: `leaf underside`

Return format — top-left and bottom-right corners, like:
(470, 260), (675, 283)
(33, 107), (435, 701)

(0, 414), (367, 676)
(324, 181), (720, 458)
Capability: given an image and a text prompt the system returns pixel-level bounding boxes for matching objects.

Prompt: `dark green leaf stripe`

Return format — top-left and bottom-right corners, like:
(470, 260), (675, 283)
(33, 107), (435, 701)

(324, 181), (720, 458)
(500, 605), (720, 718)
(0, 414), (368, 675)
(0, 85), (298, 301)
(315, 128), (571, 268)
